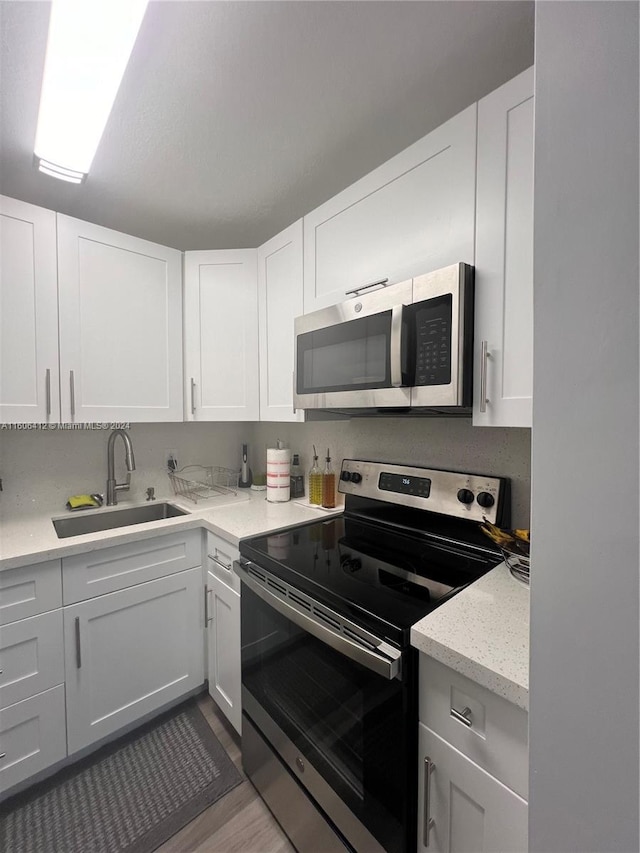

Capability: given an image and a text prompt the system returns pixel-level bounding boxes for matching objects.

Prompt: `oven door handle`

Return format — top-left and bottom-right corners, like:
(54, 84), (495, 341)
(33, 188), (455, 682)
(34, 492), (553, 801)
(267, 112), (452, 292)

(234, 560), (402, 681)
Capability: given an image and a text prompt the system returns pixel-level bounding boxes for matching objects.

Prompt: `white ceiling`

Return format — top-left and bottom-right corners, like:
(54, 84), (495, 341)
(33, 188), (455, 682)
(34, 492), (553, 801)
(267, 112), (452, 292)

(0, 1), (534, 250)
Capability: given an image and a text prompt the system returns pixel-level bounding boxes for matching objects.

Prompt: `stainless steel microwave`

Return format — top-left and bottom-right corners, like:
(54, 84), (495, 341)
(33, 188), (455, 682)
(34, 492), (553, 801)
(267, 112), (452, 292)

(293, 262), (474, 413)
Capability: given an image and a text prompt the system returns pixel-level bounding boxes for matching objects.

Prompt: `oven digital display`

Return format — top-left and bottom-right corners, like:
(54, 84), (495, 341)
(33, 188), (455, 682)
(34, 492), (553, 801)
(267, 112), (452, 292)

(378, 472), (431, 498)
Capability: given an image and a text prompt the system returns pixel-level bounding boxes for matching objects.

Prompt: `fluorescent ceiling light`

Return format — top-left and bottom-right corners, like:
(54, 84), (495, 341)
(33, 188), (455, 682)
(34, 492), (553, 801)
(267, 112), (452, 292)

(34, 0), (149, 182)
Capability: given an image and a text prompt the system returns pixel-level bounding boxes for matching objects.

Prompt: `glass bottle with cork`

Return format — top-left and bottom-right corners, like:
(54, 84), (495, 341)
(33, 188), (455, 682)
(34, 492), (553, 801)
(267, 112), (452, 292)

(322, 448), (336, 509)
(308, 446), (323, 506)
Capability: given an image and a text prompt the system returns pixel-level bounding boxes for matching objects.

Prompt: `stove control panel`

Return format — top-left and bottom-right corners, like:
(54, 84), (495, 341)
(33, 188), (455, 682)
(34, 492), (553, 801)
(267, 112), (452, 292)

(338, 459), (507, 525)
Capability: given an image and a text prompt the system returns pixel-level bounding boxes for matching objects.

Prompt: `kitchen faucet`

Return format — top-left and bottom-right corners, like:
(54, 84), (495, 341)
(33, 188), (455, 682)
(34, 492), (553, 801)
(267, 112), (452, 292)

(106, 429), (136, 506)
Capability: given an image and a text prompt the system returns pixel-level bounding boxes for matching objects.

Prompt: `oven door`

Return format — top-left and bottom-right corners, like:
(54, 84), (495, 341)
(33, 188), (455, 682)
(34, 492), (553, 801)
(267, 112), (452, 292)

(294, 279), (413, 409)
(237, 562), (415, 853)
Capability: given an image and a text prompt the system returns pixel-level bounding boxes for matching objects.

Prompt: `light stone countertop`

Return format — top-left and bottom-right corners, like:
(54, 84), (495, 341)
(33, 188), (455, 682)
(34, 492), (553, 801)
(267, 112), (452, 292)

(0, 489), (343, 571)
(1, 489), (529, 712)
(411, 563), (530, 710)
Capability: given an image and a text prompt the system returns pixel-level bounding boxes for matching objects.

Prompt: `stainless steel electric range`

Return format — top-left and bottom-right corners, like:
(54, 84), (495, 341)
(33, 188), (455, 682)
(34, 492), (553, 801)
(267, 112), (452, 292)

(234, 459), (509, 853)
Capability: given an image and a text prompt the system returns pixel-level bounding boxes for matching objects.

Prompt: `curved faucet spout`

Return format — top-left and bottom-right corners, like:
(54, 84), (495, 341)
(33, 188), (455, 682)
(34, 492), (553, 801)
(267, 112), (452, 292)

(106, 429), (136, 506)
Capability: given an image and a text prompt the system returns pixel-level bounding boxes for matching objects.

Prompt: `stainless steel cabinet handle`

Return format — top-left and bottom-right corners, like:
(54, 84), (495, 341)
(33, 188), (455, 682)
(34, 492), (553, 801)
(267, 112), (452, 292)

(70, 370), (76, 419)
(190, 378), (196, 415)
(204, 585), (209, 624)
(206, 588), (214, 625)
(423, 756), (436, 847)
(209, 554), (232, 572)
(480, 340), (490, 413)
(0, 753), (6, 761)
(75, 617), (81, 668)
(450, 705), (473, 727)
(389, 304), (405, 388)
(345, 278), (389, 297)
(45, 368), (51, 418)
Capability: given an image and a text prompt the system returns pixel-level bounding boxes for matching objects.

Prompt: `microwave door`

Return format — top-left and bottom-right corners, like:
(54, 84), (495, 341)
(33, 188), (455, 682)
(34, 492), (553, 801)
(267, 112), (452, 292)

(294, 280), (413, 410)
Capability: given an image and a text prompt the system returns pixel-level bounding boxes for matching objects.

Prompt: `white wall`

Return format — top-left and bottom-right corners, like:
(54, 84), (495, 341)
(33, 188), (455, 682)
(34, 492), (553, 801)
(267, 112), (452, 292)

(529, 3), (639, 851)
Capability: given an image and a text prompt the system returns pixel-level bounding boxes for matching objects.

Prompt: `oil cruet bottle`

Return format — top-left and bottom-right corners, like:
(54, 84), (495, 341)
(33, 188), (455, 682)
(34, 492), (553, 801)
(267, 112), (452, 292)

(308, 446), (323, 506)
(322, 448), (336, 509)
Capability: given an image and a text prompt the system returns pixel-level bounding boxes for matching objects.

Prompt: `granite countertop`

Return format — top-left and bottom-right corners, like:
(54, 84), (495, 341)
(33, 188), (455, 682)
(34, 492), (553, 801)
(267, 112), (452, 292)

(411, 563), (530, 710)
(0, 490), (343, 571)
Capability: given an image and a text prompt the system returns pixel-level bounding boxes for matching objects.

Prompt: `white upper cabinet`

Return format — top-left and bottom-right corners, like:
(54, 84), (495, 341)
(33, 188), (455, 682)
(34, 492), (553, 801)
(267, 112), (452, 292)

(184, 249), (259, 421)
(303, 105), (477, 314)
(0, 196), (59, 423)
(257, 220), (304, 422)
(57, 215), (183, 422)
(473, 67), (534, 427)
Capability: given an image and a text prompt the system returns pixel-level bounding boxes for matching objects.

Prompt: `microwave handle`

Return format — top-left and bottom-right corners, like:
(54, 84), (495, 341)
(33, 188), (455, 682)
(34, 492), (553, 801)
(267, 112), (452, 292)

(390, 304), (405, 387)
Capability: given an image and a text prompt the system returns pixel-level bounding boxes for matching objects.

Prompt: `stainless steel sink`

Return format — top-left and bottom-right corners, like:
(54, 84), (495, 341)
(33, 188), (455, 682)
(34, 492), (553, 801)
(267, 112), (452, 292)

(53, 502), (189, 539)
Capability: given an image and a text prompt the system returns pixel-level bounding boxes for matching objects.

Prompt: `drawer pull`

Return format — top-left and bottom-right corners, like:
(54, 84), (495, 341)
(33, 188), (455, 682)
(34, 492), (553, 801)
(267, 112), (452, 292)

(450, 705), (473, 727)
(0, 753), (6, 760)
(209, 555), (232, 572)
(75, 617), (82, 668)
(423, 756), (436, 847)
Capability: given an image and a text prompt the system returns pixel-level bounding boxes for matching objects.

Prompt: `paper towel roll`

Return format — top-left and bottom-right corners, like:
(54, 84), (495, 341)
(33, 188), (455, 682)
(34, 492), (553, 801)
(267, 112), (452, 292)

(267, 447), (291, 502)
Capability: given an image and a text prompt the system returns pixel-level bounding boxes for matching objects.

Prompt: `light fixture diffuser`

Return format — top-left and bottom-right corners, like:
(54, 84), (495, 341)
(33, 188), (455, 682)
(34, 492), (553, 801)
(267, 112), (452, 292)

(34, 0), (149, 182)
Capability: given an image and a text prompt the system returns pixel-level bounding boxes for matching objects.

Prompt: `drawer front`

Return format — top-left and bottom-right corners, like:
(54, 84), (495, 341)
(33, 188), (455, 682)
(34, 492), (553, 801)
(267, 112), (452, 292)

(0, 560), (62, 625)
(419, 656), (528, 798)
(206, 532), (240, 593)
(0, 610), (64, 709)
(0, 685), (67, 796)
(62, 530), (202, 603)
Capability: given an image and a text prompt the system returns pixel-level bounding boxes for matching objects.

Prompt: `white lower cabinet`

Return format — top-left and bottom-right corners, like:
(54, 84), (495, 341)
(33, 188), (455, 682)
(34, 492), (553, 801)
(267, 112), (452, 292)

(64, 567), (204, 755)
(206, 532), (242, 735)
(418, 724), (527, 853)
(418, 655), (528, 853)
(206, 569), (241, 735)
(0, 685), (67, 795)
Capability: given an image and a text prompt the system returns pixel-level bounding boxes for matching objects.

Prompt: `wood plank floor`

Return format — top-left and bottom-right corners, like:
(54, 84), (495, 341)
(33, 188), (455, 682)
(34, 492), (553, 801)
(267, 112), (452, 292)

(156, 694), (296, 853)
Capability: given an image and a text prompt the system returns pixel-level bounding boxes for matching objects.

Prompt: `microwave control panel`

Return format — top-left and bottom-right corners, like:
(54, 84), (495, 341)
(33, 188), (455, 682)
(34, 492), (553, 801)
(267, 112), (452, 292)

(414, 294), (452, 386)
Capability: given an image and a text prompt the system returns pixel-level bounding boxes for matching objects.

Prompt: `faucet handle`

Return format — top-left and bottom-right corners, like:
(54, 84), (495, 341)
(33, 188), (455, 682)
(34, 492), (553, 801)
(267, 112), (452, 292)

(146, 487), (156, 501)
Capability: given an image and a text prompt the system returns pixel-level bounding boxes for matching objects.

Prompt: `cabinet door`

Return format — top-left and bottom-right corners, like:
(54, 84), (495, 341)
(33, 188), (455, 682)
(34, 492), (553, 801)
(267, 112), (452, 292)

(184, 249), (259, 421)
(418, 724), (527, 853)
(0, 196), (59, 423)
(64, 568), (204, 754)
(473, 67), (534, 427)
(303, 105), (477, 314)
(207, 570), (241, 734)
(257, 220), (304, 422)
(57, 215), (183, 422)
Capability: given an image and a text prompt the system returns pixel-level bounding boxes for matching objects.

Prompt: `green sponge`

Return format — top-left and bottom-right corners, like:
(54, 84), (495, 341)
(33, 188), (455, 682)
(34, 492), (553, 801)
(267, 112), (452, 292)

(66, 494), (101, 511)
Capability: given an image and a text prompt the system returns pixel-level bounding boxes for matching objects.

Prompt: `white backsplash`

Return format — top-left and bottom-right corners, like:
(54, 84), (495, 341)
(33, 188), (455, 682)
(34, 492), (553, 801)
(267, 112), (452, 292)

(0, 423), (252, 516)
(0, 419), (531, 526)
(251, 418), (531, 527)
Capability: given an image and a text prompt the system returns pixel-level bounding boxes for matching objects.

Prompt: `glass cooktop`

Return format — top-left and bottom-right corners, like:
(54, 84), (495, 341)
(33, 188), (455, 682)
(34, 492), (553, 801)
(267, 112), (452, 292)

(239, 513), (501, 646)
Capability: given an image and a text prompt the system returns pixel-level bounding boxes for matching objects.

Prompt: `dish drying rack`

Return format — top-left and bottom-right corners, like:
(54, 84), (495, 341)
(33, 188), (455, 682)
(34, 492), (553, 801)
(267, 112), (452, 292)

(168, 465), (239, 503)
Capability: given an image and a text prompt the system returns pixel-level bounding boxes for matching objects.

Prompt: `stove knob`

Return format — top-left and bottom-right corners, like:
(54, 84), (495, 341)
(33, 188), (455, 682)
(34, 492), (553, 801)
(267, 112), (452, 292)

(340, 471), (352, 482)
(477, 491), (495, 508)
(457, 488), (474, 505)
(350, 472), (362, 484)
